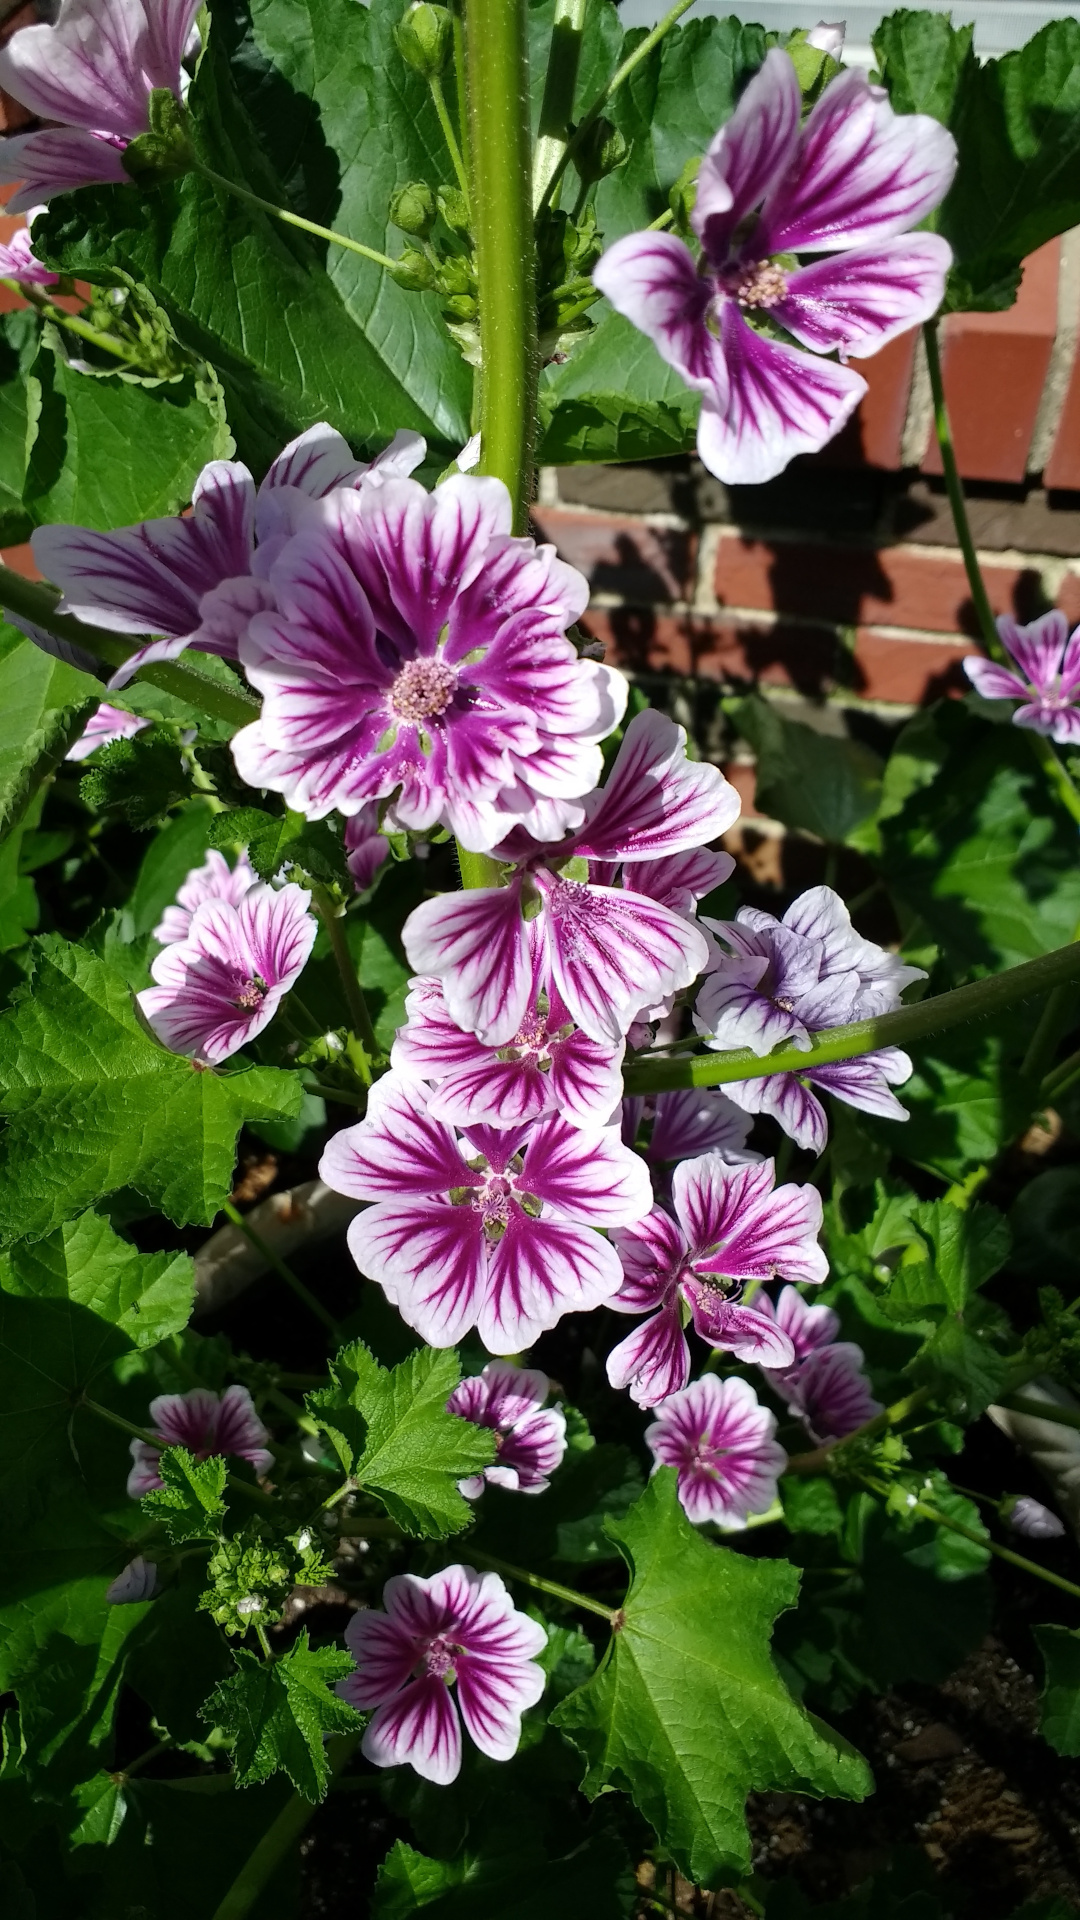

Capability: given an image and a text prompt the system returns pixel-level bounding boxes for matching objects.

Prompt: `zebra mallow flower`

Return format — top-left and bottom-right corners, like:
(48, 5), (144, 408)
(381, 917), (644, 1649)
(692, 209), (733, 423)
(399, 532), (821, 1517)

(402, 708), (739, 1047)
(340, 1566), (547, 1785)
(605, 1154), (827, 1409)
(65, 701), (148, 762)
(593, 49), (955, 485)
(126, 1385), (273, 1497)
(319, 1072), (651, 1352)
(694, 884), (924, 1154)
(621, 1087), (757, 1166)
(230, 474), (626, 853)
(753, 1285), (881, 1442)
(447, 1361), (567, 1498)
(645, 1375), (787, 1528)
(344, 802), (391, 893)
(136, 880), (316, 1065)
(964, 610), (1080, 747)
(0, 0), (202, 212)
(25, 424), (426, 690)
(0, 209), (58, 285)
(153, 846), (258, 945)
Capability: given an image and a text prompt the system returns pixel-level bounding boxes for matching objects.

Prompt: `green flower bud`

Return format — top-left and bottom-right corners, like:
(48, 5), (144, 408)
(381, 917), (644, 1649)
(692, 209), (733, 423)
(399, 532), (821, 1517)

(437, 185), (470, 235)
(668, 155), (700, 231)
(573, 116), (628, 186)
(389, 248), (437, 291)
(121, 87), (196, 185)
(389, 180), (437, 237)
(442, 292), (477, 320)
(393, 3), (453, 78)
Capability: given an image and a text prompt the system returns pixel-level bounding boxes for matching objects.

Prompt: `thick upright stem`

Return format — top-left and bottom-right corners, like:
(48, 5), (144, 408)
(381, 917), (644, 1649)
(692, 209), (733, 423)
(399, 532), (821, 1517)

(209, 1735), (362, 1920)
(466, 0), (538, 535)
(532, 0), (587, 209)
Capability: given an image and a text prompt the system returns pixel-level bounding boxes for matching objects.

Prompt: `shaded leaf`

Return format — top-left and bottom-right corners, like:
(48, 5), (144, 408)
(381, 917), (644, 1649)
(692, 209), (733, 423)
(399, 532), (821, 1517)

(1035, 1624), (1080, 1756)
(142, 1447), (227, 1544)
(201, 1631), (361, 1800)
(0, 1209), (194, 1348)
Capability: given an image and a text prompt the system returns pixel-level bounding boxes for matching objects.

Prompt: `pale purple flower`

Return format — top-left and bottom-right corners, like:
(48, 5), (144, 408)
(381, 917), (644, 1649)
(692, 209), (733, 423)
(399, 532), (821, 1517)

(447, 1360), (567, 1498)
(402, 709), (739, 1046)
(621, 1087), (757, 1165)
(964, 611), (1080, 746)
(606, 1154), (827, 1409)
(645, 1375), (787, 1527)
(782, 1340), (881, 1442)
(593, 50), (955, 484)
(721, 1049), (915, 1156)
(391, 958), (624, 1133)
(1006, 1494), (1065, 1541)
(136, 880), (316, 1064)
(105, 1555), (160, 1602)
(0, 209), (58, 285)
(753, 1282), (840, 1367)
(28, 425), (425, 690)
(0, 0), (202, 212)
(340, 1566), (546, 1784)
(126, 1385), (273, 1497)
(806, 21), (846, 56)
(344, 803), (391, 892)
(319, 1072), (651, 1352)
(152, 846), (257, 945)
(229, 475), (625, 853)
(65, 700), (148, 762)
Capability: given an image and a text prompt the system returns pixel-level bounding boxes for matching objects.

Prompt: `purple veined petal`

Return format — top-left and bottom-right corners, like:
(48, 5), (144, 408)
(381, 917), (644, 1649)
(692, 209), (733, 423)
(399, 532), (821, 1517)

(363, 1677), (463, 1784)
(344, 473), (513, 657)
(1006, 1495), (1066, 1541)
(126, 1440), (163, 1497)
(487, 1404), (567, 1493)
(1059, 624), (1080, 697)
(786, 1341), (882, 1443)
(261, 422), (373, 499)
(696, 306), (866, 487)
(0, 211), (57, 286)
(806, 20), (845, 55)
(756, 1283), (841, 1363)
(391, 975), (490, 1081)
(189, 575), (277, 664)
(143, 0), (204, 87)
(346, 1198), (488, 1348)
(403, 881), (532, 1048)
(105, 632), (191, 692)
(1046, 704), (1080, 747)
(571, 709), (741, 863)
(609, 1206), (686, 1314)
(775, 234), (953, 359)
(33, 459), (256, 637)
(519, 1114), (652, 1228)
(673, 1152), (828, 1284)
(691, 48), (802, 264)
(720, 1071), (830, 1154)
(963, 656), (1030, 703)
(105, 1555), (160, 1603)
(645, 1374), (787, 1528)
(319, 1073), (476, 1202)
(606, 1300), (691, 1409)
(0, 127), (132, 210)
(693, 954), (811, 1057)
(148, 1385), (224, 1449)
(537, 871), (710, 1046)
(4, 608), (103, 678)
(454, 1649), (546, 1763)
(244, 538), (384, 749)
(136, 882), (315, 1064)
(65, 702), (148, 762)
(592, 230), (729, 404)
(781, 885), (927, 1017)
(756, 64), (957, 255)
(445, 530), (589, 664)
(343, 1604), (422, 1706)
(680, 1290), (797, 1368)
(0, 0), (157, 135)
(426, 1056), (559, 1133)
(343, 803), (391, 893)
(790, 969), (860, 1032)
(649, 1088), (756, 1164)
(447, 1358), (550, 1429)
(480, 1211), (623, 1353)
(997, 609), (1070, 692)
(807, 1047), (912, 1122)
(629, 846), (735, 914)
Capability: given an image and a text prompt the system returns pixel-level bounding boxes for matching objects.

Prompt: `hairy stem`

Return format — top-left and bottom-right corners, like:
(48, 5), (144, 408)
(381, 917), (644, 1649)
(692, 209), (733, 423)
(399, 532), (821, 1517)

(429, 74), (471, 203)
(1045, 1046), (1080, 1103)
(3, 281), (148, 365)
(209, 1735), (362, 1920)
(532, 0), (587, 208)
(196, 163), (399, 271)
(80, 1395), (279, 1512)
(871, 1477), (1080, 1604)
(311, 889), (381, 1070)
(221, 1201), (341, 1342)
(468, 1547), (619, 1623)
(784, 1388), (931, 1477)
(623, 939), (1080, 1094)
(0, 562), (259, 728)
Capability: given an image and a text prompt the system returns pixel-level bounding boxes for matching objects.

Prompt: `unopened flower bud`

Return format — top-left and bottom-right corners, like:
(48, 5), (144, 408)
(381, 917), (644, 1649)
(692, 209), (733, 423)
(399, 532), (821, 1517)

(393, 3), (453, 78)
(389, 248), (437, 291)
(573, 116), (628, 185)
(1004, 1494), (1066, 1540)
(389, 181), (437, 238)
(437, 185), (470, 235)
(806, 20), (846, 56)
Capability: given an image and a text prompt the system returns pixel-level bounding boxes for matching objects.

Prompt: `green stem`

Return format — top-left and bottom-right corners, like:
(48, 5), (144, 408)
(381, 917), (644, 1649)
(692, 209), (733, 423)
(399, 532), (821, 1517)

(1027, 732), (1080, 830)
(0, 563), (259, 728)
(532, 0), (587, 209)
(537, 0), (699, 211)
(456, 843), (505, 890)
(999, 1392), (1080, 1434)
(209, 1735), (363, 1920)
(623, 939), (1080, 1094)
(1021, 984), (1071, 1085)
(80, 1396), (279, 1512)
(468, 1548), (618, 1623)
(311, 889), (381, 1070)
(4, 281), (147, 366)
(122, 1736), (175, 1780)
(1043, 1045), (1080, 1103)
(466, 0), (538, 535)
(302, 1077), (368, 1109)
(784, 1388), (930, 1478)
(449, 0), (471, 179)
(908, 1489), (1080, 1604)
(196, 164), (399, 272)
(429, 74), (471, 203)
(221, 1200), (341, 1342)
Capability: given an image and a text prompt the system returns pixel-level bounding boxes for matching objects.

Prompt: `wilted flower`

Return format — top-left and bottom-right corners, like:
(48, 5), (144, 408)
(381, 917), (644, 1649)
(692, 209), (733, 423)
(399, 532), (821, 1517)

(320, 1072), (651, 1352)
(136, 881), (316, 1064)
(593, 50), (955, 483)
(606, 1155), (827, 1408)
(447, 1361), (567, 1498)
(403, 710), (738, 1046)
(126, 1385), (273, 1497)
(27, 424), (425, 689)
(0, 0), (202, 211)
(230, 474), (625, 852)
(340, 1566), (546, 1784)
(964, 610), (1080, 746)
(0, 209), (58, 285)
(65, 701), (148, 762)
(1005, 1494), (1066, 1541)
(645, 1375), (787, 1526)
(153, 847), (258, 945)
(105, 1555), (160, 1603)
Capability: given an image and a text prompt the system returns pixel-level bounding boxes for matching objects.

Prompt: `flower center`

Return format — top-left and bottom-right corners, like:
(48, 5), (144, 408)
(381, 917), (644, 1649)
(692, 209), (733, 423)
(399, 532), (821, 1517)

(419, 1635), (460, 1683)
(728, 259), (788, 310)
(231, 974), (268, 1011)
(390, 657), (458, 722)
(480, 1174), (514, 1241)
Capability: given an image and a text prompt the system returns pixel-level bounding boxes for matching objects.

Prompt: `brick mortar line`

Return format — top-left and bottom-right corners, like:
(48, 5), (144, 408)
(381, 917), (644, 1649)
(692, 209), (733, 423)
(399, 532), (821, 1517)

(586, 593), (987, 648)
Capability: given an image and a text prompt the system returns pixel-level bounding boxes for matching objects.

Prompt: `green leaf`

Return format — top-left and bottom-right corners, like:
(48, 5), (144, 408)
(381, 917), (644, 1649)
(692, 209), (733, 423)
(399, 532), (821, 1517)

(79, 731), (190, 831)
(551, 1472), (871, 1886)
(207, 804), (349, 889)
(0, 936), (303, 1242)
(24, 340), (232, 529)
(0, 628), (99, 843)
(0, 1292), (135, 1527)
(0, 310), (40, 545)
(735, 696), (883, 848)
(308, 1341), (495, 1538)
(35, 0), (471, 472)
(0, 1209), (193, 1348)
(1010, 1169), (1080, 1291)
(201, 1631), (361, 1800)
(127, 803), (216, 940)
(780, 1476), (844, 1537)
(1035, 1625), (1080, 1755)
(142, 1447), (228, 1543)
(873, 10), (976, 122)
(372, 1831), (636, 1918)
(883, 1198), (1009, 1319)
